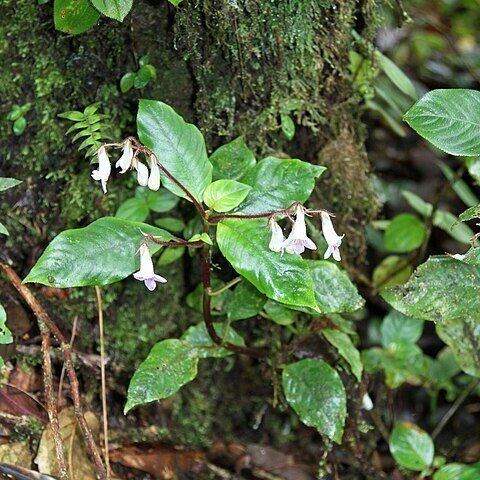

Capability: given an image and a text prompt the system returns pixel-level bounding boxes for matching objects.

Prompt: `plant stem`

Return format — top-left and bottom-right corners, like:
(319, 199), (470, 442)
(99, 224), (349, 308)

(208, 202), (299, 224)
(143, 235), (203, 248)
(207, 276), (242, 296)
(0, 263), (108, 480)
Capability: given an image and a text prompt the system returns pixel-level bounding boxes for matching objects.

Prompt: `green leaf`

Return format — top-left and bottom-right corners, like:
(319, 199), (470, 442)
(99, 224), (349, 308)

(120, 72), (136, 93)
(375, 51), (417, 99)
(226, 281), (266, 321)
(389, 422), (434, 471)
(58, 110), (85, 121)
(134, 64), (154, 89)
(403, 190), (433, 217)
(137, 100), (212, 203)
(373, 256), (413, 289)
(186, 281), (231, 315)
(0, 223), (9, 236)
(145, 188), (179, 213)
(382, 255), (480, 376)
(181, 322), (245, 358)
(154, 217), (185, 233)
(203, 180), (252, 212)
(7, 106), (22, 121)
(217, 219), (317, 310)
(461, 463), (480, 480)
(0, 178), (22, 192)
(125, 339), (199, 413)
(210, 137), (256, 181)
(235, 157), (326, 214)
(139, 55), (150, 67)
(54, 0), (100, 35)
(24, 217), (172, 287)
(434, 463), (469, 480)
(90, 0), (133, 21)
(322, 328), (363, 381)
(12, 117), (26, 136)
(0, 305), (13, 345)
(404, 89), (480, 156)
(281, 114), (295, 141)
(188, 233), (213, 246)
(459, 204), (480, 222)
(384, 214), (426, 253)
(167, 0), (183, 5)
(157, 246), (185, 266)
(263, 300), (297, 326)
(437, 160), (479, 207)
(116, 198), (149, 222)
(465, 157), (480, 185)
(282, 359), (346, 443)
(380, 309), (424, 347)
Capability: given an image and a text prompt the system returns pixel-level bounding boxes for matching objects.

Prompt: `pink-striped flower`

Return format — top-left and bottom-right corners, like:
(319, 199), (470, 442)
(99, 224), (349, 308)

(282, 204), (317, 254)
(133, 244), (167, 291)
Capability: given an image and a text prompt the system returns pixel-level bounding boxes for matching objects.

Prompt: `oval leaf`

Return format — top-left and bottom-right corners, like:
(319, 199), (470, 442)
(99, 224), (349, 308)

(203, 180), (252, 212)
(125, 339), (199, 413)
(226, 281), (266, 321)
(90, 0), (133, 21)
(384, 214), (426, 253)
(120, 72), (136, 93)
(24, 217), (172, 287)
(210, 137), (256, 181)
(54, 0), (100, 35)
(380, 309), (424, 347)
(137, 100), (212, 203)
(216, 219), (318, 311)
(404, 89), (480, 156)
(389, 422), (434, 471)
(282, 359), (347, 443)
(235, 157), (326, 214)
(116, 198), (149, 222)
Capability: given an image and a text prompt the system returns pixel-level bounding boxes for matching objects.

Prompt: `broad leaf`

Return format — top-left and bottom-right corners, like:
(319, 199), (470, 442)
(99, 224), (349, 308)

(210, 137), (256, 181)
(389, 422), (434, 471)
(404, 89), (480, 156)
(125, 339), (199, 413)
(181, 322), (245, 358)
(90, 0), (133, 21)
(120, 72), (136, 93)
(380, 309), (424, 347)
(282, 359), (346, 443)
(137, 100), (212, 203)
(264, 300), (297, 326)
(116, 198), (149, 222)
(203, 180), (252, 212)
(54, 0), (100, 35)
(157, 246), (185, 266)
(322, 328), (363, 381)
(382, 254), (480, 376)
(0, 305), (13, 345)
(154, 217), (185, 233)
(459, 204), (480, 222)
(24, 217), (172, 287)
(216, 219), (317, 310)
(145, 188), (179, 213)
(0, 178), (22, 192)
(235, 157), (326, 214)
(227, 281), (266, 321)
(434, 464), (469, 480)
(384, 214), (426, 253)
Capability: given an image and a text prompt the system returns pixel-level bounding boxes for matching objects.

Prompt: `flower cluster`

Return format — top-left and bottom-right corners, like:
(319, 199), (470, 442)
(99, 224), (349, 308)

(91, 140), (161, 194)
(268, 204), (344, 261)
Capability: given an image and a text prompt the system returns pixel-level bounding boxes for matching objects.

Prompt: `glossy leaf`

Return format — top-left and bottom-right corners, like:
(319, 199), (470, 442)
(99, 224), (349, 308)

(381, 309), (424, 347)
(120, 72), (136, 93)
(389, 422), (434, 471)
(145, 188), (179, 213)
(116, 198), (149, 222)
(0, 178), (22, 192)
(134, 64), (155, 89)
(216, 219), (318, 310)
(234, 157), (326, 214)
(24, 217), (172, 287)
(322, 328), (363, 381)
(12, 117), (26, 136)
(137, 100), (212, 203)
(203, 180), (252, 212)
(90, 0), (133, 21)
(0, 305), (13, 345)
(404, 89), (480, 156)
(282, 359), (346, 443)
(227, 281), (266, 321)
(181, 322), (245, 358)
(210, 137), (256, 181)
(125, 339), (199, 413)
(154, 217), (185, 233)
(54, 0), (100, 35)
(157, 246), (185, 266)
(384, 214), (426, 253)
(434, 463), (469, 480)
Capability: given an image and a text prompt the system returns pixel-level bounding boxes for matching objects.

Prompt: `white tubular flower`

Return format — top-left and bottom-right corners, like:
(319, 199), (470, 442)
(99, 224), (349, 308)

(320, 211), (344, 262)
(115, 140), (134, 173)
(91, 146), (111, 194)
(362, 393), (374, 411)
(135, 160), (149, 187)
(268, 218), (285, 252)
(147, 157), (161, 191)
(133, 244), (167, 291)
(282, 204), (317, 255)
